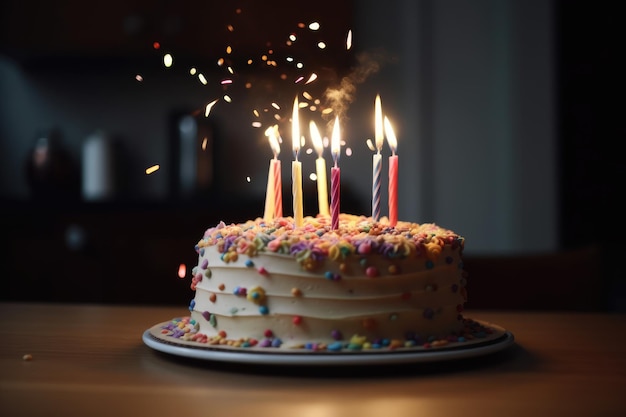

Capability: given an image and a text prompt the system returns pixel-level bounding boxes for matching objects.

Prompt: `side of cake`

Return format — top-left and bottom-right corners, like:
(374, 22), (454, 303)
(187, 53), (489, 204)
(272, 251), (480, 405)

(184, 214), (468, 351)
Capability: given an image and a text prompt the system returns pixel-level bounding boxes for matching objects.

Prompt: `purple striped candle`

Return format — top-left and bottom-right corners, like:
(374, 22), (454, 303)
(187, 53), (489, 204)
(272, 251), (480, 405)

(372, 153), (382, 221)
(331, 116), (341, 230)
(331, 166), (340, 230)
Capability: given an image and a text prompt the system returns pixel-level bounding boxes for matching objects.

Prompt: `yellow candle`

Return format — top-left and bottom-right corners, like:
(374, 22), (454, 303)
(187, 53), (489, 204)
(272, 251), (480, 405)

(309, 121), (329, 216)
(292, 97), (304, 227)
(263, 159), (276, 222)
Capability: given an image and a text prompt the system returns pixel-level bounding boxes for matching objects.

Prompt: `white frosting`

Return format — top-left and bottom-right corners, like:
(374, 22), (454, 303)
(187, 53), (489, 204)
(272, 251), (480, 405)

(190, 244), (466, 347)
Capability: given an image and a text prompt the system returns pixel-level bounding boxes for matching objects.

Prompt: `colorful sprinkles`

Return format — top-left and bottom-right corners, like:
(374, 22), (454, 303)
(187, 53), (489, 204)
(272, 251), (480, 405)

(196, 214), (464, 270)
(158, 317), (495, 352)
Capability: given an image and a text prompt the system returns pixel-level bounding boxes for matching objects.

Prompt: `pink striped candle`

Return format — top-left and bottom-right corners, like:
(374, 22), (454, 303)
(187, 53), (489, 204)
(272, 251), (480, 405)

(330, 116), (341, 230)
(384, 116), (398, 227)
(273, 159), (282, 218)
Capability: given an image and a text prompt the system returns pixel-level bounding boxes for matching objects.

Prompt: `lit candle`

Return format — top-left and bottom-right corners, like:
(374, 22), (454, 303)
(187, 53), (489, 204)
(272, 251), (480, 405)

(309, 121), (329, 216)
(292, 97), (304, 227)
(330, 116), (341, 230)
(385, 116), (398, 227)
(372, 94), (384, 221)
(263, 125), (282, 222)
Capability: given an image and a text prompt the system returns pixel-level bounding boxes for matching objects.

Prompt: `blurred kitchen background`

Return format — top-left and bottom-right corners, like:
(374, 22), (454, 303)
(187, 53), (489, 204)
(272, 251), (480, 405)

(1, 0), (623, 310)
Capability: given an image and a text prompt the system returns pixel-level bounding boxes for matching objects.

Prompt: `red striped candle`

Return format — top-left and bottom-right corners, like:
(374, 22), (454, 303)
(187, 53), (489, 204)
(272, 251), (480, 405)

(388, 154), (398, 227)
(384, 116), (398, 227)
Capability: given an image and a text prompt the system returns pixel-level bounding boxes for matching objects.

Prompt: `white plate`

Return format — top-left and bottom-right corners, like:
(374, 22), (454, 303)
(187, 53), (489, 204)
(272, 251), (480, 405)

(142, 319), (515, 366)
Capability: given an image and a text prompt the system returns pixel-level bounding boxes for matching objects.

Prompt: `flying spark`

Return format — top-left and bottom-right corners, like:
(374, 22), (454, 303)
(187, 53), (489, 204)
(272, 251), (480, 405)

(145, 165), (160, 175)
(163, 54), (173, 68)
(205, 99), (219, 117)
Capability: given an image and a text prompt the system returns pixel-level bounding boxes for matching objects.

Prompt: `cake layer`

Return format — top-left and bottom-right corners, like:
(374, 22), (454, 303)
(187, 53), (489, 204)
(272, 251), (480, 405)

(188, 214), (467, 349)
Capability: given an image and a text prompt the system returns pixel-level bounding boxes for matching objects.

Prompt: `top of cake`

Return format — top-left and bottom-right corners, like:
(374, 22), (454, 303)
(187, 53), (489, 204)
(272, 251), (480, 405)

(196, 214), (464, 269)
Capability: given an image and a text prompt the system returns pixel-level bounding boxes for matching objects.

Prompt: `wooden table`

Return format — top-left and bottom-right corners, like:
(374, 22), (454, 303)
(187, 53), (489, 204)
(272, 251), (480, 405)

(1, 302), (625, 417)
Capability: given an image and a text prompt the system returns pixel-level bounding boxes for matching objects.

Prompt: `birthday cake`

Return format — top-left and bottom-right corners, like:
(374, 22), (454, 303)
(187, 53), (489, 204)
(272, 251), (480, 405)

(170, 213), (471, 351)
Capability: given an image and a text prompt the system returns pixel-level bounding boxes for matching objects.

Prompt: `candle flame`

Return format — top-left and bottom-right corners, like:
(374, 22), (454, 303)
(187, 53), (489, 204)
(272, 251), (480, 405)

(292, 97), (300, 155)
(205, 99), (219, 117)
(309, 121), (324, 157)
(384, 116), (397, 154)
(309, 22), (320, 31)
(346, 30), (353, 50)
(178, 263), (186, 279)
(375, 94), (383, 151)
(265, 125), (281, 157)
(305, 73), (318, 84)
(331, 116), (341, 164)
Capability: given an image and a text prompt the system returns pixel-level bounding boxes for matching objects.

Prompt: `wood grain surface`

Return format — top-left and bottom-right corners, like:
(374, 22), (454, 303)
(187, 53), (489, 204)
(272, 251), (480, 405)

(1, 302), (625, 417)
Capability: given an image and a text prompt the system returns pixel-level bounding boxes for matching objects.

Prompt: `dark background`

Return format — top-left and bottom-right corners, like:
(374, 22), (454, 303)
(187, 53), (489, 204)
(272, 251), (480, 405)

(0, 0), (623, 311)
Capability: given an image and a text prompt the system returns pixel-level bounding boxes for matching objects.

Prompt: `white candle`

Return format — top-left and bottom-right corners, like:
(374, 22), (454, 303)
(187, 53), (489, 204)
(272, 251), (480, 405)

(372, 94), (384, 221)
(309, 121), (329, 217)
(292, 97), (304, 227)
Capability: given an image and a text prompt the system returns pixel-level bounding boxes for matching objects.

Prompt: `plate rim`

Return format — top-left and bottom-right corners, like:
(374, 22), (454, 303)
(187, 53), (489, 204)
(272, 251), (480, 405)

(142, 318), (515, 366)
